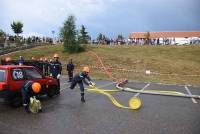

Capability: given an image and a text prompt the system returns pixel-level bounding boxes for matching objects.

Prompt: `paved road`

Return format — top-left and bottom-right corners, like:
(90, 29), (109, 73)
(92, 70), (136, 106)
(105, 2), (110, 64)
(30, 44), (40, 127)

(0, 77), (200, 134)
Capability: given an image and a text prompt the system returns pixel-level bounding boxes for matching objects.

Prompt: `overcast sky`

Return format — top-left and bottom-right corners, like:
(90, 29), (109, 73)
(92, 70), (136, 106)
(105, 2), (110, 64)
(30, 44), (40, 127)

(0, 0), (200, 39)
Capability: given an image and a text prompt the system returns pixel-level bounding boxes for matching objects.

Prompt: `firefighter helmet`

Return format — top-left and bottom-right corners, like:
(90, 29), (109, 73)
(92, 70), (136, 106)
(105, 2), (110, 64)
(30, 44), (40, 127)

(53, 53), (59, 58)
(32, 82), (41, 93)
(31, 57), (35, 60)
(5, 57), (12, 62)
(83, 66), (90, 73)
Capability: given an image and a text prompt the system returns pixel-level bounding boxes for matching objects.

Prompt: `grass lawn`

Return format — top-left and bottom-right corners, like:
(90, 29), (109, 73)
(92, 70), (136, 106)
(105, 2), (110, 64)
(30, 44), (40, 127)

(1, 44), (200, 86)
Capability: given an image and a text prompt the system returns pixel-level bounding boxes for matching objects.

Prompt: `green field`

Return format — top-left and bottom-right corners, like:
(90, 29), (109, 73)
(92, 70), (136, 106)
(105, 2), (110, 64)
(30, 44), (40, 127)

(1, 44), (200, 86)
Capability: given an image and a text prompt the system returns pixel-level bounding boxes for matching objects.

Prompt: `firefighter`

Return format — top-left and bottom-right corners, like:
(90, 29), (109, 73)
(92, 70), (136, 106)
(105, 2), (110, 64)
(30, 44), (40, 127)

(49, 59), (53, 64)
(70, 66), (95, 103)
(38, 58), (44, 74)
(29, 57), (39, 70)
(5, 57), (14, 65)
(21, 81), (41, 113)
(31, 57), (35, 60)
(67, 59), (74, 82)
(0, 58), (3, 65)
(50, 53), (62, 94)
(43, 57), (49, 76)
(19, 56), (24, 65)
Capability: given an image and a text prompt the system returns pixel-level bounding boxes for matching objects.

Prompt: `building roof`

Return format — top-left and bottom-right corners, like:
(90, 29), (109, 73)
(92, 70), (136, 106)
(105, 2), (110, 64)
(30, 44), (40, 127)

(130, 31), (200, 39)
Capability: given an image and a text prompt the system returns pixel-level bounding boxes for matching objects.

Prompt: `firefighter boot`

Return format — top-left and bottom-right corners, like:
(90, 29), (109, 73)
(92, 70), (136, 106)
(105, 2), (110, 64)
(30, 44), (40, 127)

(81, 96), (85, 103)
(81, 93), (85, 103)
(24, 105), (30, 113)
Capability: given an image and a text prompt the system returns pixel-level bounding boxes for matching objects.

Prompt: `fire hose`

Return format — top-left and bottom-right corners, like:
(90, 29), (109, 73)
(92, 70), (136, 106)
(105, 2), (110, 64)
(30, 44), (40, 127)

(116, 81), (200, 99)
(87, 80), (200, 110)
(87, 87), (142, 110)
(87, 51), (142, 109)
(87, 51), (200, 110)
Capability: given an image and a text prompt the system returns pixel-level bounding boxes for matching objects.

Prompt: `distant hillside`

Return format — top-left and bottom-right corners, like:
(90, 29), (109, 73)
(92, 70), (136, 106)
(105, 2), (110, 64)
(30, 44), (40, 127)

(1, 44), (200, 86)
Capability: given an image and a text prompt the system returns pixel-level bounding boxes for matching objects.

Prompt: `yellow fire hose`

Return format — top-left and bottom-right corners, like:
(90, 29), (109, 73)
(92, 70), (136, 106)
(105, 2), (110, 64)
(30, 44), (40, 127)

(87, 51), (200, 111)
(116, 81), (200, 99)
(87, 87), (142, 110)
(87, 85), (200, 111)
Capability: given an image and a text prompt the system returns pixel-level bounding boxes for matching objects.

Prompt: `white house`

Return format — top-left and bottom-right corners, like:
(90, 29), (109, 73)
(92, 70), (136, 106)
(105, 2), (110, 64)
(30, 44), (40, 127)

(129, 31), (200, 45)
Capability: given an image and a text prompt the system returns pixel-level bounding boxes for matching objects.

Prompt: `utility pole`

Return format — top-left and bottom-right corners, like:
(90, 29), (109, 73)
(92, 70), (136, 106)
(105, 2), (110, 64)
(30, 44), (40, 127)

(52, 30), (55, 44)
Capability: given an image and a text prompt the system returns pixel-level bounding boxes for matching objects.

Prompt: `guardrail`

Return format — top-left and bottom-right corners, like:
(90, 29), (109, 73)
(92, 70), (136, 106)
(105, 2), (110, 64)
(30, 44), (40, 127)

(0, 43), (51, 55)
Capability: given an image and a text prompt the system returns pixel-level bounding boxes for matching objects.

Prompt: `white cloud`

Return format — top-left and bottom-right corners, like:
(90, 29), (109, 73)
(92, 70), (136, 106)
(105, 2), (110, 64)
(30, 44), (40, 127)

(1, 0), (110, 36)
(3, 0), (106, 19)
(1, 0), (199, 38)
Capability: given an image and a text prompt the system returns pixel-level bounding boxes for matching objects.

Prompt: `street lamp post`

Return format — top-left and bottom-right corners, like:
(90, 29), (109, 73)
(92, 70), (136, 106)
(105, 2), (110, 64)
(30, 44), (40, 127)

(52, 30), (55, 44)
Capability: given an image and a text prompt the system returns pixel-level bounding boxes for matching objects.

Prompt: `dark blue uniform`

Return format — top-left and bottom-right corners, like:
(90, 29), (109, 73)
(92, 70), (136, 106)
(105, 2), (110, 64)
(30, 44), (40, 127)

(38, 61), (44, 73)
(44, 61), (50, 76)
(70, 72), (91, 102)
(19, 57), (24, 65)
(67, 62), (74, 82)
(50, 60), (62, 78)
(50, 60), (62, 94)
(21, 81), (35, 112)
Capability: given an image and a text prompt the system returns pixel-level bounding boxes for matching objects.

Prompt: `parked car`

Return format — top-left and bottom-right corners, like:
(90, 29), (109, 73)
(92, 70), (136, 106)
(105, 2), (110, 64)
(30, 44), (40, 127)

(0, 65), (59, 107)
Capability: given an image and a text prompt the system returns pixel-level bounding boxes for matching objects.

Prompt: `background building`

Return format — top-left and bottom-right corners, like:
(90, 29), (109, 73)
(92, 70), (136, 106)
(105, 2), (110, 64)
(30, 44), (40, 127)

(129, 31), (200, 45)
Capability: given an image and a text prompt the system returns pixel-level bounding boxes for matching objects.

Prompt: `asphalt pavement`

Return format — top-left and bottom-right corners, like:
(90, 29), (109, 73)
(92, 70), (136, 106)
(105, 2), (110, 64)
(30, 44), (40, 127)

(0, 77), (200, 134)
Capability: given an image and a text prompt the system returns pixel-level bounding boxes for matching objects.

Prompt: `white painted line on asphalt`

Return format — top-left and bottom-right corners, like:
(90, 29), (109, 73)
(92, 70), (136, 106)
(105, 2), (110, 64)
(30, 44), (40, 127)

(134, 83), (150, 97)
(184, 86), (198, 104)
(128, 79), (200, 88)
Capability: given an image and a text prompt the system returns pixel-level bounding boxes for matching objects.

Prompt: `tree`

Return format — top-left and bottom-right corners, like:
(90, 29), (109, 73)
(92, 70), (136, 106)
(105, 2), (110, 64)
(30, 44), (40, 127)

(0, 29), (5, 37)
(144, 32), (150, 45)
(116, 34), (125, 45)
(0, 29), (5, 44)
(11, 21), (23, 36)
(60, 15), (84, 53)
(97, 33), (102, 43)
(26, 37), (32, 44)
(78, 25), (89, 44)
(117, 34), (124, 40)
(97, 33), (106, 44)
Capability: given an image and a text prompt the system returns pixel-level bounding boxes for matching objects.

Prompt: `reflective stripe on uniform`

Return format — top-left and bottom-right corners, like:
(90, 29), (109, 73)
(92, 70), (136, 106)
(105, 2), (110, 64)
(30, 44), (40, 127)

(23, 104), (28, 106)
(79, 73), (84, 78)
(24, 81), (32, 91)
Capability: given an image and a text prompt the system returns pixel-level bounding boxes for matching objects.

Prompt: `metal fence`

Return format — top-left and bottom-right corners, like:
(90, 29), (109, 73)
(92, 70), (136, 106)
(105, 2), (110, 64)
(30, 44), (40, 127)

(0, 43), (50, 55)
